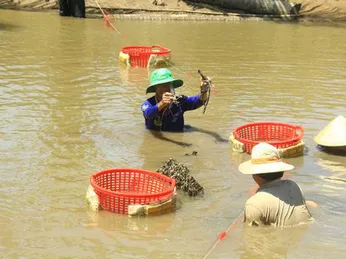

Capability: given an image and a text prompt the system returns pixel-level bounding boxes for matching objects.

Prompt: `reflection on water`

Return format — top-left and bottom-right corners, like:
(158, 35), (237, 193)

(240, 224), (309, 258)
(1, 8), (346, 259)
(86, 209), (176, 233)
(316, 151), (346, 187)
(210, 222), (311, 258)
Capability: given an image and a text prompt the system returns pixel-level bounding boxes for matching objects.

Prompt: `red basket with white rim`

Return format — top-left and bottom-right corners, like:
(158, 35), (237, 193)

(232, 122), (304, 154)
(120, 45), (171, 67)
(90, 168), (176, 214)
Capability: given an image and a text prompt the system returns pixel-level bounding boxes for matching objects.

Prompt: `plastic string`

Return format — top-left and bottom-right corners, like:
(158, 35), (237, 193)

(202, 211), (244, 259)
(94, 0), (123, 35)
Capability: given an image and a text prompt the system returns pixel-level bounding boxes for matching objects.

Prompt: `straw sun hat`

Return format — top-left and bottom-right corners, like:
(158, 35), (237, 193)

(239, 143), (294, 175)
(314, 115), (346, 147)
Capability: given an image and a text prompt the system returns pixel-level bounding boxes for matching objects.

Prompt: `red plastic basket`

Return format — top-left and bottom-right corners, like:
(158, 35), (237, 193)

(90, 168), (176, 214)
(120, 45), (171, 67)
(232, 122), (304, 154)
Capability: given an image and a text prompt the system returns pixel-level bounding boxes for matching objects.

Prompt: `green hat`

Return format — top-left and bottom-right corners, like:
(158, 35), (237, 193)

(146, 68), (184, 94)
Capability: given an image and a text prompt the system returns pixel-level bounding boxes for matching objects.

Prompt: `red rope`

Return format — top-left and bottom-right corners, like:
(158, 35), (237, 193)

(202, 211), (244, 259)
(94, 0), (123, 36)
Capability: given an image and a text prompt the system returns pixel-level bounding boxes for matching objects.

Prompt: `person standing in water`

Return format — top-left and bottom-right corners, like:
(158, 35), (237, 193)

(238, 143), (314, 227)
(141, 68), (209, 132)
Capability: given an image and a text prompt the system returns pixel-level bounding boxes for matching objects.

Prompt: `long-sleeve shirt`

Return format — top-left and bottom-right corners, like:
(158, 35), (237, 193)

(141, 94), (203, 131)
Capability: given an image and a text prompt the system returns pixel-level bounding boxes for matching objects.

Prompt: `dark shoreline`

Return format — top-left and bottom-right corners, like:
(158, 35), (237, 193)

(1, 0), (346, 22)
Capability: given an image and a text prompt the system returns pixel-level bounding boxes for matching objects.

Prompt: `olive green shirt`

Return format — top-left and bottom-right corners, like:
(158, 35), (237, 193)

(244, 179), (313, 227)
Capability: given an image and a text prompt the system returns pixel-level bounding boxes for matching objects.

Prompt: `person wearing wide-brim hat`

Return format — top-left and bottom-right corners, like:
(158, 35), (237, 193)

(239, 143), (314, 227)
(314, 115), (346, 152)
(141, 68), (209, 131)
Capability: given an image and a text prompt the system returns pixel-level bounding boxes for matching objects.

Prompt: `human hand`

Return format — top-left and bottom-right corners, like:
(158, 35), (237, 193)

(158, 92), (174, 111)
(162, 92), (174, 104)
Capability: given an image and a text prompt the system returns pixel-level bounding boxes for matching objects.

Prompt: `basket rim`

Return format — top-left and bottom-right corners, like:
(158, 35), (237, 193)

(121, 45), (171, 55)
(232, 121), (304, 144)
(90, 168), (176, 199)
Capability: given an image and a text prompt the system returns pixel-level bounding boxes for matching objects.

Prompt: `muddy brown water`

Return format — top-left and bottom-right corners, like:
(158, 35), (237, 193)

(1, 9), (346, 259)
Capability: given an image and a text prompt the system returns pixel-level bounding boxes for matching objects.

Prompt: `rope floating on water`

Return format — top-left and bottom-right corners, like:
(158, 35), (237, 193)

(202, 211), (244, 259)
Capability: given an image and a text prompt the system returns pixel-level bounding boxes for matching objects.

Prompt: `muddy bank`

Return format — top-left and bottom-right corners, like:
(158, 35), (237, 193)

(0, 0), (345, 21)
(294, 0), (346, 21)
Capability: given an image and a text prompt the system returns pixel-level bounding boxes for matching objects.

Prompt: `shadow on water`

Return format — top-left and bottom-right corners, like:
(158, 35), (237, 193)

(149, 125), (229, 147)
(0, 22), (20, 31)
(184, 125), (229, 143)
(149, 130), (192, 147)
(316, 145), (346, 157)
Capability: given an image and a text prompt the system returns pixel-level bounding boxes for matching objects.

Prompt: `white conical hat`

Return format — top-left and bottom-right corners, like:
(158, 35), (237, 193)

(314, 115), (346, 147)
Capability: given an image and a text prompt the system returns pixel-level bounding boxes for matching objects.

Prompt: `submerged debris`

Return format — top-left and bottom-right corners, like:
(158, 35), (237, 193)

(156, 158), (204, 197)
(85, 185), (102, 211)
(185, 151), (198, 156)
(152, 0), (166, 6)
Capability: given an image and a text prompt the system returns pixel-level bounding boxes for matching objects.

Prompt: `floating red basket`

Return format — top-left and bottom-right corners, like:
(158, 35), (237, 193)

(120, 45), (171, 68)
(232, 122), (304, 154)
(90, 168), (176, 214)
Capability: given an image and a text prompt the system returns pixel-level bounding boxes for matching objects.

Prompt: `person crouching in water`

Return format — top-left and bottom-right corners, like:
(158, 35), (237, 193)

(239, 143), (314, 227)
(141, 68), (209, 131)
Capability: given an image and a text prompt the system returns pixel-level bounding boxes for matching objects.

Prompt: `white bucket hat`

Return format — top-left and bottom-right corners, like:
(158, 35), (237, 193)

(239, 143), (294, 175)
(314, 115), (346, 147)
